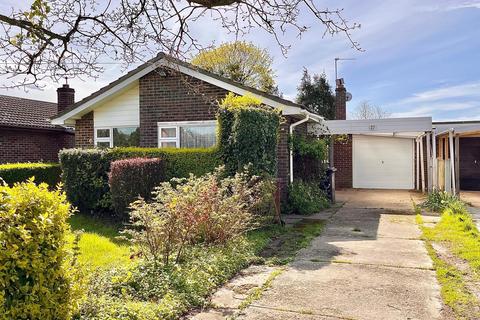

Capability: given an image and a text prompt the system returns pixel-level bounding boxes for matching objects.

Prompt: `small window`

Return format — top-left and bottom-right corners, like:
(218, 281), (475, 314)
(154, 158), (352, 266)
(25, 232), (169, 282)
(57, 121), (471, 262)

(160, 141), (177, 148)
(158, 121), (216, 149)
(96, 141), (111, 148)
(96, 129), (110, 138)
(160, 128), (177, 138)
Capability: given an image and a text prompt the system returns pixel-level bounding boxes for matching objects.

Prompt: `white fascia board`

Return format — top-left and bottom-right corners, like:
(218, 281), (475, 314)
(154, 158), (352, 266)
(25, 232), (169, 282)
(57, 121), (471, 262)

(51, 63), (161, 125)
(318, 117), (432, 135)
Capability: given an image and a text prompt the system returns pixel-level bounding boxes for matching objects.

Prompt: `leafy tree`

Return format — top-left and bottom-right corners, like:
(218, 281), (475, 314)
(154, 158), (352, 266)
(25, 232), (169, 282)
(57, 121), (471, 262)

(351, 101), (390, 119)
(296, 69), (335, 119)
(0, 1), (360, 87)
(192, 41), (277, 93)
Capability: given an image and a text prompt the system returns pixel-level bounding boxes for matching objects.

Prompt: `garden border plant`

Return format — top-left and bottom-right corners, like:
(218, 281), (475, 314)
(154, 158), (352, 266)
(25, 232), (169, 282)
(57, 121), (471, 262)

(0, 162), (61, 187)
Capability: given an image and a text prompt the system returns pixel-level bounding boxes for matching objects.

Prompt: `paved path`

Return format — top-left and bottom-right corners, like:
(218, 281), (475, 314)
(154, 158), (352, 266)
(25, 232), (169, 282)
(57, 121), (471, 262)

(240, 190), (443, 320)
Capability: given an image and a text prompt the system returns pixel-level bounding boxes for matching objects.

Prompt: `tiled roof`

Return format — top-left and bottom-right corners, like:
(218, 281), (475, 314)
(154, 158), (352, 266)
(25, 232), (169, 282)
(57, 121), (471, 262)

(53, 52), (307, 120)
(0, 94), (64, 130)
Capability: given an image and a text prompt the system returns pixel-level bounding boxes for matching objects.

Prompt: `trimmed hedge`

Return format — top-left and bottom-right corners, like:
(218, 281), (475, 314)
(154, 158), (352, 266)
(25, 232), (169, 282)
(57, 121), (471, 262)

(59, 147), (220, 213)
(109, 158), (165, 217)
(0, 162), (61, 187)
(0, 180), (81, 319)
(218, 93), (281, 176)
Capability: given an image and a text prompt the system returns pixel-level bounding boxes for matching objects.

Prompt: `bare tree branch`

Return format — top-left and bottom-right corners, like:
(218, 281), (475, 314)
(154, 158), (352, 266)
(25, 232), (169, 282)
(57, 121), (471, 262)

(0, 0), (361, 88)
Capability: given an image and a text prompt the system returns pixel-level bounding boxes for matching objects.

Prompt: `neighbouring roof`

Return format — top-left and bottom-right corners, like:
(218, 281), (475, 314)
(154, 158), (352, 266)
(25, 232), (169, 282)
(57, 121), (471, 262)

(0, 94), (69, 131)
(51, 53), (312, 125)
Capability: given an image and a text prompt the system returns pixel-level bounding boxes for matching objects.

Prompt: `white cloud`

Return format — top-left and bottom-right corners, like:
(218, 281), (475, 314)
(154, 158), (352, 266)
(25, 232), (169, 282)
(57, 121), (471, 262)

(391, 101), (478, 118)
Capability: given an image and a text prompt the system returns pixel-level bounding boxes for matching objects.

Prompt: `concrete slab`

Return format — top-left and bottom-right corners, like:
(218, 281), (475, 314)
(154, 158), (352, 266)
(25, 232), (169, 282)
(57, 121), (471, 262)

(295, 237), (432, 269)
(239, 307), (331, 320)
(241, 263), (442, 320)
(337, 189), (423, 212)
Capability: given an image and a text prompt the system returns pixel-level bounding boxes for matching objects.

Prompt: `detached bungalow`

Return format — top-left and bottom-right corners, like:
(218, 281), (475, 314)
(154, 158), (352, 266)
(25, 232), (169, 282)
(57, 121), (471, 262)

(50, 53), (322, 196)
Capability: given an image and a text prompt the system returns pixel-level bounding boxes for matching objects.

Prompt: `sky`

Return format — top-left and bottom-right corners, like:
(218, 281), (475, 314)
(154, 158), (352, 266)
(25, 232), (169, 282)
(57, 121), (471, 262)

(0, 0), (480, 121)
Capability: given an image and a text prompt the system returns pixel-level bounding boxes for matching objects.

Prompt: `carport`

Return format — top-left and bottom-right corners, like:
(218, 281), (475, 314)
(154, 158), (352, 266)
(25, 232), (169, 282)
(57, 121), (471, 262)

(309, 117), (433, 192)
(433, 121), (480, 194)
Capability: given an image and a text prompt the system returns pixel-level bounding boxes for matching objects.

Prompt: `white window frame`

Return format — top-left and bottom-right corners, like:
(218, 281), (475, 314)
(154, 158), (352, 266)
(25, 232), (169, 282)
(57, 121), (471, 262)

(94, 127), (113, 147)
(157, 120), (217, 148)
(94, 125), (140, 148)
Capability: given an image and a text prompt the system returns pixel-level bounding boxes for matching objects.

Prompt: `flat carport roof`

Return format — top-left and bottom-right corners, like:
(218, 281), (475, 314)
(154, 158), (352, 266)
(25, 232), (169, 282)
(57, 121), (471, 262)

(309, 116), (432, 137)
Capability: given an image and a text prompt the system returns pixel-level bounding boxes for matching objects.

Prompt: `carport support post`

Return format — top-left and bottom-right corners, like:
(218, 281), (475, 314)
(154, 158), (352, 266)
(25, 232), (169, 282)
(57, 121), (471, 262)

(455, 135), (460, 193)
(420, 136), (426, 193)
(416, 138), (420, 191)
(449, 130), (456, 195)
(426, 132), (432, 192)
(432, 132), (437, 190)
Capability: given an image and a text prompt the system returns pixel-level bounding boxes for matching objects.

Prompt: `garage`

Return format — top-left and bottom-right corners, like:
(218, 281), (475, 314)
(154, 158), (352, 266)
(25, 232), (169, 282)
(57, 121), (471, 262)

(353, 135), (414, 189)
(310, 117), (432, 191)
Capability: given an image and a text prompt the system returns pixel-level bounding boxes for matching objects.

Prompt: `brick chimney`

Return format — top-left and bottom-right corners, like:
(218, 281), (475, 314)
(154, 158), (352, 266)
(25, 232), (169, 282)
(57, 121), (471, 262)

(57, 84), (75, 113)
(335, 78), (346, 120)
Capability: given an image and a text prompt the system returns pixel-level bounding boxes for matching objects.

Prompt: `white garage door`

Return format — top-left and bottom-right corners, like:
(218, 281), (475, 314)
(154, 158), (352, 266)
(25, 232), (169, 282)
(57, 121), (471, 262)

(353, 135), (414, 189)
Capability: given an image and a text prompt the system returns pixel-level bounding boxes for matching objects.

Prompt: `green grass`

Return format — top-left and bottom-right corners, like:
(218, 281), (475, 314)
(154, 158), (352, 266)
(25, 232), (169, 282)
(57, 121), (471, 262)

(68, 213), (131, 269)
(422, 210), (480, 273)
(425, 242), (479, 318)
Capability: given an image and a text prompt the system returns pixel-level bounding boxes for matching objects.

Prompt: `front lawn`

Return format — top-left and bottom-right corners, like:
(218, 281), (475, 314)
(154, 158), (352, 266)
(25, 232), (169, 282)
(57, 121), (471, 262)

(69, 216), (324, 319)
(68, 214), (131, 269)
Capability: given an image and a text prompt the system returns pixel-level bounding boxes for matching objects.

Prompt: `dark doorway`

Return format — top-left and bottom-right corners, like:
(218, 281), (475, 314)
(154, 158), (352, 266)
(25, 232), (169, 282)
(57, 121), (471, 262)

(460, 137), (480, 191)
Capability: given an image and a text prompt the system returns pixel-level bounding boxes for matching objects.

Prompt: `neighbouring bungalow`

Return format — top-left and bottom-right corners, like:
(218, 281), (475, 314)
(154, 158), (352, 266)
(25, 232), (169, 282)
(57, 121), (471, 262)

(0, 92), (74, 164)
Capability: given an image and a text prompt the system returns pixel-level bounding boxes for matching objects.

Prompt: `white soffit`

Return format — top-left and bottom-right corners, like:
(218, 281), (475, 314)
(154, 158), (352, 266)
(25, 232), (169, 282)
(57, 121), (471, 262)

(309, 117), (432, 135)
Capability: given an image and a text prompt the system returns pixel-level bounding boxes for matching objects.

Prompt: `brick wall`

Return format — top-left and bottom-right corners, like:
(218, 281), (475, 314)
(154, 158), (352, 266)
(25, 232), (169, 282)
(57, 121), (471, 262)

(0, 127), (74, 164)
(334, 135), (353, 188)
(139, 69), (228, 147)
(333, 80), (353, 188)
(75, 112), (94, 148)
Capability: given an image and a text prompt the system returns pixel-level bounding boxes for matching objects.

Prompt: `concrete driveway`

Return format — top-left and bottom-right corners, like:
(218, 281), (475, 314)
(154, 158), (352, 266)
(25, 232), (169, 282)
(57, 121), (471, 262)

(240, 189), (443, 320)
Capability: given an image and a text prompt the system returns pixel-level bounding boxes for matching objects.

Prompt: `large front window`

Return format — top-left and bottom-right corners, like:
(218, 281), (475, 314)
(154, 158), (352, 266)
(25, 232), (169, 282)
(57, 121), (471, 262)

(95, 127), (140, 148)
(158, 121), (216, 148)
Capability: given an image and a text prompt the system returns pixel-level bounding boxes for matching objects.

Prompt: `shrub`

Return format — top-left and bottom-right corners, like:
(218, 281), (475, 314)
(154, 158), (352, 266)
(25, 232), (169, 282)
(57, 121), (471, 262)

(59, 148), (111, 212)
(286, 181), (330, 215)
(59, 147), (219, 213)
(123, 167), (261, 265)
(218, 93), (281, 176)
(422, 189), (466, 213)
(291, 135), (328, 182)
(109, 158), (165, 218)
(0, 180), (82, 319)
(0, 162), (61, 187)
(106, 147), (220, 180)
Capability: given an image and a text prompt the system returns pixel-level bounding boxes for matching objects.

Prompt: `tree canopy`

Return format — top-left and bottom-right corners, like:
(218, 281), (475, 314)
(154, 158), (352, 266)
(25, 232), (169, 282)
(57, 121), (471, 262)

(191, 42), (277, 93)
(0, 1), (360, 87)
(296, 69), (335, 119)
